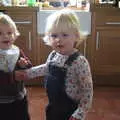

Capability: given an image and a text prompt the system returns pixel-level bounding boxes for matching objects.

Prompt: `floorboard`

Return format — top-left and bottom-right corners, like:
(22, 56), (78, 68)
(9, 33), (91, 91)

(27, 86), (120, 120)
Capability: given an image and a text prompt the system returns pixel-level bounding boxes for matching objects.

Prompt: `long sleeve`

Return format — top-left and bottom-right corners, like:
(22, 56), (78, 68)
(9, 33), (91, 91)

(26, 63), (48, 79)
(66, 56), (93, 120)
(26, 50), (64, 79)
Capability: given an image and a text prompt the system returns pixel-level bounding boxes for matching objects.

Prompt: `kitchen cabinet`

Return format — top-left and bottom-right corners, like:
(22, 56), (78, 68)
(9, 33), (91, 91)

(37, 35), (52, 64)
(0, 7), (40, 85)
(91, 9), (120, 85)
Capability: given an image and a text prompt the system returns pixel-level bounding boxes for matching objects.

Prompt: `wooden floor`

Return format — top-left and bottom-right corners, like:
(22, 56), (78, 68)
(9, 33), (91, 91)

(27, 86), (120, 120)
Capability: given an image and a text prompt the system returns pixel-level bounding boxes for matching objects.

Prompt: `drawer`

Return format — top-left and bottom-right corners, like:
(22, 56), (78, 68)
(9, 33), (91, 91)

(95, 13), (120, 26)
(5, 12), (33, 25)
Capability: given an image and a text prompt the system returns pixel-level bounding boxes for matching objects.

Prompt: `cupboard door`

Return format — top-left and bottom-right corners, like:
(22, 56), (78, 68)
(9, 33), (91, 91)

(15, 25), (36, 65)
(93, 27), (120, 75)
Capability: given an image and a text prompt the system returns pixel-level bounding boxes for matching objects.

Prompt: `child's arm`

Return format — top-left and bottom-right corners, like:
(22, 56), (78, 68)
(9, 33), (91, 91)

(15, 63), (48, 81)
(70, 56), (93, 120)
(16, 50), (53, 81)
(15, 70), (28, 81)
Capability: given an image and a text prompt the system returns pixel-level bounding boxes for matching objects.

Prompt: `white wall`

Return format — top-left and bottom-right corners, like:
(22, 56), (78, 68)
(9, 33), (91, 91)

(37, 10), (91, 35)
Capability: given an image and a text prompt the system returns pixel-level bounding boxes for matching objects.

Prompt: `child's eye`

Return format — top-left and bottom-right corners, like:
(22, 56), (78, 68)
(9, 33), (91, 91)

(50, 34), (58, 38)
(0, 32), (2, 35)
(62, 33), (69, 37)
(7, 32), (12, 35)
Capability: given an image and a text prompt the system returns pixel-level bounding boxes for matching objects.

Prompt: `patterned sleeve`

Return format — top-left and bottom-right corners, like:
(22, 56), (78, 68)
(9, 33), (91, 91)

(72, 56), (93, 120)
(26, 51), (55, 79)
(26, 64), (48, 79)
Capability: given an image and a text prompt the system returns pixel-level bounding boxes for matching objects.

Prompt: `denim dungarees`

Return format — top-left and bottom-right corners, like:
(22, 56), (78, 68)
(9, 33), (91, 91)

(45, 51), (80, 120)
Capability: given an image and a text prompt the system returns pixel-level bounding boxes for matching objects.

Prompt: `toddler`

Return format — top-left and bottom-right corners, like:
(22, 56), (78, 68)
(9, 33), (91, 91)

(0, 13), (32, 120)
(17, 8), (93, 120)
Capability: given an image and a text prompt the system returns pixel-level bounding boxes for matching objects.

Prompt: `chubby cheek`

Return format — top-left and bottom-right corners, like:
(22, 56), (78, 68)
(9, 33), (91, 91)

(10, 35), (17, 44)
(50, 40), (56, 47)
(51, 43), (57, 50)
(0, 44), (3, 49)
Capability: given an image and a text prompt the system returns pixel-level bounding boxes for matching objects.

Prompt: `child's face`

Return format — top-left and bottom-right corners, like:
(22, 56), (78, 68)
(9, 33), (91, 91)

(0, 23), (16, 49)
(49, 29), (78, 55)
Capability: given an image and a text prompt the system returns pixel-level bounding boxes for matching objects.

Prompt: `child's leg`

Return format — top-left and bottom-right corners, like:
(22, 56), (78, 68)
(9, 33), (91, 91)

(0, 103), (13, 120)
(45, 103), (67, 120)
(12, 96), (30, 120)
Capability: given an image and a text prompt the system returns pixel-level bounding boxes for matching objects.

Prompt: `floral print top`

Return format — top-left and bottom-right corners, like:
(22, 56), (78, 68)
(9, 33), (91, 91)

(27, 50), (93, 120)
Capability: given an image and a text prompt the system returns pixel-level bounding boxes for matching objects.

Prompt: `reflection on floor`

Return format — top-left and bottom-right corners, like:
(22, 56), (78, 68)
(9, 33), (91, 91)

(27, 87), (47, 120)
(27, 86), (120, 120)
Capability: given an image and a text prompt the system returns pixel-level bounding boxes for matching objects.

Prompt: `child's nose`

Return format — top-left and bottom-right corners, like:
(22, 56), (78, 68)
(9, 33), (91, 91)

(56, 37), (61, 43)
(56, 37), (60, 42)
(3, 34), (9, 38)
(56, 35), (63, 41)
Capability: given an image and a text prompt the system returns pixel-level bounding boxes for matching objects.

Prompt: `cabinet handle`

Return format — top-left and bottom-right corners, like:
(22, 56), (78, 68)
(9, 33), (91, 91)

(15, 21), (32, 24)
(28, 31), (32, 51)
(84, 39), (86, 57)
(96, 31), (99, 50)
(105, 22), (120, 25)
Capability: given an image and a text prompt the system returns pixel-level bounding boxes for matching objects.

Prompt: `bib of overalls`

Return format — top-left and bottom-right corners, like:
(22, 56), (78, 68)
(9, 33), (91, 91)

(0, 46), (25, 103)
(0, 45), (20, 72)
(45, 51), (80, 120)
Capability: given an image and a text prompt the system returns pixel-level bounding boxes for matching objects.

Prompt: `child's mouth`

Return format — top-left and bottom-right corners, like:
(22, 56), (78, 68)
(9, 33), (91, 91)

(57, 45), (63, 48)
(2, 41), (10, 44)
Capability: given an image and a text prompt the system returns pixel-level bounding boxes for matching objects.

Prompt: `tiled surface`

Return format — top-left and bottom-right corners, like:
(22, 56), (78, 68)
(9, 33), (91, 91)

(27, 86), (120, 120)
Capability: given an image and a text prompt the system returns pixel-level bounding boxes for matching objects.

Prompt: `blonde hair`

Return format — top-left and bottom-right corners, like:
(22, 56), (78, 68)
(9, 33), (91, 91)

(43, 8), (86, 47)
(0, 13), (20, 36)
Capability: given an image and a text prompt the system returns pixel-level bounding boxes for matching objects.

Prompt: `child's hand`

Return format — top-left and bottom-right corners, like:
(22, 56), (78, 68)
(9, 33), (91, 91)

(69, 116), (79, 120)
(15, 70), (28, 81)
(18, 57), (30, 68)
